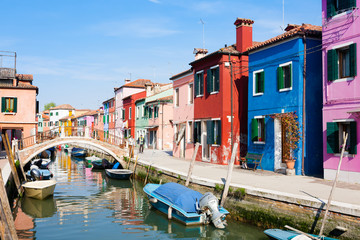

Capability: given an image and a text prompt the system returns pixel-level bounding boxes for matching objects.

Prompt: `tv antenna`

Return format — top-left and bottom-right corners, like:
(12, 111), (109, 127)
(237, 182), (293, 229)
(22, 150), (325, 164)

(280, 0), (285, 31)
(200, 18), (205, 49)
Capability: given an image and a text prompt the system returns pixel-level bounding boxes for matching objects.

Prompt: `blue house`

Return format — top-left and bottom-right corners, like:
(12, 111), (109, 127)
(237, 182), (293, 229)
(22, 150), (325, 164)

(247, 24), (323, 176)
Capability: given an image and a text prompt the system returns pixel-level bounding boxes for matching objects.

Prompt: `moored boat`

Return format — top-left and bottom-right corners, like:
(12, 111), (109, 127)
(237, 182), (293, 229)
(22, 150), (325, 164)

(26, 168), (53, 181)
(264, 229), (338, 240)
(105, 169), (133, 180)
(91, 159), (104, 169)
(143, 182), (229, 228)
(31, 158), (51, 169)
(22, 179), (57, 200)
(71, 148), (87, 157)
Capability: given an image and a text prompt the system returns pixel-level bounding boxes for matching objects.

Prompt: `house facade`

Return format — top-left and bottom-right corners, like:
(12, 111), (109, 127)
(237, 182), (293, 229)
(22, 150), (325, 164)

(49, 104), (75, 131)
(189, 18), (252, 165)
(135, 98), (148, 148)
(170, 69), (194, 159)
(145, 88), (173, 150)
(122, 91), (146, 139)
(322, 0), (360, 183)
(0, 73), (38, 147)
(247, 24), (323, 176)
(102, 97), (114, 141)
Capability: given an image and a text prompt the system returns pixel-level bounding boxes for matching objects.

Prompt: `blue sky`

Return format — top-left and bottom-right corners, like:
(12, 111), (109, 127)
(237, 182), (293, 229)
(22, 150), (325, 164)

(0, 0), (321, 110)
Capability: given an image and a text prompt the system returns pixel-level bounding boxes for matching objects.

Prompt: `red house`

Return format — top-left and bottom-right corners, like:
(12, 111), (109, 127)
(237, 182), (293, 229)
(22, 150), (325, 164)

(122, 91), (146, 138)
(189, 18), (254, 165)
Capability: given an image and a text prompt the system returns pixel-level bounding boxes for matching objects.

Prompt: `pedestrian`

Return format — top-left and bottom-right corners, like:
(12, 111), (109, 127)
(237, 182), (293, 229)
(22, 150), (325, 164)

(128, 136), (134, 158)
(139, 135), (144, 153)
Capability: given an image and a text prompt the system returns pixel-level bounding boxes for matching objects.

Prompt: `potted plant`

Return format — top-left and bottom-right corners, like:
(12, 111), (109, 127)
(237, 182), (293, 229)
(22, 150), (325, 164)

(271, 112), (301, 170)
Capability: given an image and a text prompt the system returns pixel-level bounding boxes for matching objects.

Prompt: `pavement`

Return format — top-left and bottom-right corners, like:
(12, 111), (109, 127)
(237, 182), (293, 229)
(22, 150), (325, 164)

(135, 148), (360, 217)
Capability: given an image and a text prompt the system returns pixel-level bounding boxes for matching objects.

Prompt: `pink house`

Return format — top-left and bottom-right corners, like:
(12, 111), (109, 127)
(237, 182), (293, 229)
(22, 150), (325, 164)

(322, 0), (360, 183)
(170, 69), (194, 159)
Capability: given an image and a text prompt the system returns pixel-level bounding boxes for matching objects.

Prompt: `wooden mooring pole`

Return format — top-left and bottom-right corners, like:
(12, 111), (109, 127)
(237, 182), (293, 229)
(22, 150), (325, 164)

(144, 164), (152, 185)
(220, 142), (238, 207)
(185, 143), (200, 187)
(0, 169), (19, 240)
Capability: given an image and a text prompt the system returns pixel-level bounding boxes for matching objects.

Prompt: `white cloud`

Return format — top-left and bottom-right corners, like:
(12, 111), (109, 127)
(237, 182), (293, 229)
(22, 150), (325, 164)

(90, 18), (179, 38)
(149, 0), (160, 3)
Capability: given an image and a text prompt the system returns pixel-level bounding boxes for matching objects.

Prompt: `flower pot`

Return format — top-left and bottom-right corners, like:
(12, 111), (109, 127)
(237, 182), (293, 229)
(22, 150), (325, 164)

(285, 160), (295, 170)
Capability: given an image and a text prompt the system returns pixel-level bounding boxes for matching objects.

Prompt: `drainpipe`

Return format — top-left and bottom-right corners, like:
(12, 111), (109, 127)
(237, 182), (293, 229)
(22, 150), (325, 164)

(301, 35), (307, 176)
(229, 53), (233, 152)
(161, 101), (164, 150)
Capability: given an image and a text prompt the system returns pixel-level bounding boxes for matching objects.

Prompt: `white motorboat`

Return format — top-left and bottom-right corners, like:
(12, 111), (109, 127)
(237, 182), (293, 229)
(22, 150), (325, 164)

(23, 180), (57, 200)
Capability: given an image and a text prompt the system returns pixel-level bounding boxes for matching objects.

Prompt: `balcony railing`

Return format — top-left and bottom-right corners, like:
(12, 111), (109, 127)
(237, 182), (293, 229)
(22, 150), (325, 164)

(0, 51), (16, 79)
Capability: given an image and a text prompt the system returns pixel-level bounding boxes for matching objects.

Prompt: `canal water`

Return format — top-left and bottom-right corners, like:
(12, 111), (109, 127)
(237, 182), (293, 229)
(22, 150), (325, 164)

(14, 151), (268, 239)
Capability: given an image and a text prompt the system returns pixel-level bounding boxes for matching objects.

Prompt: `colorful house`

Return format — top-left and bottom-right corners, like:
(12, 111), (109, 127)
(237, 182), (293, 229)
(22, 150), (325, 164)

(170, 69), (194, 159)
(189, 18), (253, 165)
(135, 98), (148, 148)
(0, 72), (38, 147)
(102, 97), (115, 141)
(247, 24), (323, 176)
(49, 104), (75, 132)
(322, 0), (360, 183)
(144, 88), (173, 150)
(122, 91), (146, 139)
(114, 79), (152, 142)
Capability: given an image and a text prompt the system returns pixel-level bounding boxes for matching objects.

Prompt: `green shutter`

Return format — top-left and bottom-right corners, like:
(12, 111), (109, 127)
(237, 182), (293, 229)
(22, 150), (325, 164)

(327, 49), (338, 81)
(207, 121), (213, 144)
(255, 73), (259, 94)
(349, 121), (357, 154)
(194, 74), (199, 96)
(349, 43), (357, 77)
(13, 98), (17, 113)
(327, 0), (336, 18)
(217, 120), (221, 145)
(289, 64), (293, 88)
(327, 122), (339, 154)
(200, 73), (204, 95)
(207, 69), (212, 93)
(251, 119), (258, 142)
(107, 115), (109, 123)
(1, 97), (5, 112)
(258, 71), (265, 93)
(277, 67), (284, 90)
(215, 67), (220, 92)
(103, 115), (105, 123)
(349, 0), (356, 8)
(193, 122), (198, 143)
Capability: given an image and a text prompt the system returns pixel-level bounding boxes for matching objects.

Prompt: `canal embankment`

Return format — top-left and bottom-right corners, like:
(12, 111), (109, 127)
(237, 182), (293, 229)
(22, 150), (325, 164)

(126, 149), (360, 240)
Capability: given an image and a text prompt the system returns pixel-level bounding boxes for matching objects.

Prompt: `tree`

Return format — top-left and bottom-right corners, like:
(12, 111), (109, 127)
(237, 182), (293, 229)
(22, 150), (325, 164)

(44, 102), (56, 111)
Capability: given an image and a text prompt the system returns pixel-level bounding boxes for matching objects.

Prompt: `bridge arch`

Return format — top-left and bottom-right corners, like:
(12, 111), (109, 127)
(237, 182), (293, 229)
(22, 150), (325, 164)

(19, 137), (127, 167)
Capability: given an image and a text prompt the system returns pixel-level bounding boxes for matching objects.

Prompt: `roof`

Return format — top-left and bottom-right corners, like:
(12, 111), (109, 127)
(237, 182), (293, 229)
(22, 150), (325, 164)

(170, 69), (193, 81)
(0, 83), (38, 90)
(50, 104), (75, 110)
(42, 114), (49, 120)
(114, 79), (153, 92)
(247, 23), (322, 52)
(103, 97), (115, 104)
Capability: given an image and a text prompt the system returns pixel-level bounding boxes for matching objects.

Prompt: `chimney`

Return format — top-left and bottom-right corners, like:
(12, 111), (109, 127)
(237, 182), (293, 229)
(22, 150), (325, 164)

(234, 18), (254, 53)
(124, 79), (131, 84)
(193, 48), (208, 60)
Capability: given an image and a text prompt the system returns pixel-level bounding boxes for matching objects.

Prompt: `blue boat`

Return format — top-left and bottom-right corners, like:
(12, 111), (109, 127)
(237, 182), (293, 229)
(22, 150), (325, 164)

(264, 229), (338, 240)
(143, 182), (229, 228)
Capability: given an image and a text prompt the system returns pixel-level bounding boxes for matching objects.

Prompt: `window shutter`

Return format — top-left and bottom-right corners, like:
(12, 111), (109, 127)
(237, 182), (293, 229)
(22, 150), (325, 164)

(260, 71), (265, 93)
(194, 74), (199, 96)
(349, 121), (357, 154)
(215, 67), (220, 92)
(217, 120), (221, 145)
(207, 69), (212, 93)
(327, 0), (336, 18)
(1, 97), (5, 112)
(200, 73), (204, 95)
(349, 43), (357, 77)
(103, 115), (105, 123)
(251, 119), (258, 142)
(327, 49), (338, 81)
(327, 122), (339, 154)
(206, 121), (213, 144)
(193, 122), (198, 143)
(277, 67), (284, 90)
(289, 64), (293, 88)
(255, 73), (259, 94)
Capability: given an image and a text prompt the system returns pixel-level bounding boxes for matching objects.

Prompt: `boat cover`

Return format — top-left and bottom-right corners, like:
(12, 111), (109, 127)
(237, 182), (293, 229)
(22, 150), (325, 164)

(153, 182), (203, 213)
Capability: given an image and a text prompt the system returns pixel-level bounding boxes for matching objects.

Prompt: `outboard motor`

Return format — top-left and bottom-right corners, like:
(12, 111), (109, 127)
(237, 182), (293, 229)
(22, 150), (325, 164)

(199, 192), (227, 229)
(30, 168), (41, 181)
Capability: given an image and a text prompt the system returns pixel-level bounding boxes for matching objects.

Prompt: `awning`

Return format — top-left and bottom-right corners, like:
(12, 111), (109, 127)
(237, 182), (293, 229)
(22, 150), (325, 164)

(347, 109), (360, 113)
(144, 125), (159, 129)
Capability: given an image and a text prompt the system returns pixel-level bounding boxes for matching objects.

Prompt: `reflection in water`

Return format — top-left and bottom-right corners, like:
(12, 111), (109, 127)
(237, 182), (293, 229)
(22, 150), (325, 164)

(14, 151), (267, 239)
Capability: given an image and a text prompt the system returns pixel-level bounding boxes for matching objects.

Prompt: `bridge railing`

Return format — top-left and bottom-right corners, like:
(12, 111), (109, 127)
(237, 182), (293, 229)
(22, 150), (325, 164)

(19, 126), (128, 150)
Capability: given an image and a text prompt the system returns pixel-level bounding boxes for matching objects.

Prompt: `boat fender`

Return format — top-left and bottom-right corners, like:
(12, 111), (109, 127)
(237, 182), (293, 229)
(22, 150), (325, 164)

(168, 206), (172, 220)
(149, 198), (158, 203)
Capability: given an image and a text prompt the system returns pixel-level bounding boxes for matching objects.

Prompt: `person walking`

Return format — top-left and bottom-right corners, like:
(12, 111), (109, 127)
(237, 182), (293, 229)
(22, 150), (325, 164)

(139, 135), (144, 153)
(128, 136), (134, 158)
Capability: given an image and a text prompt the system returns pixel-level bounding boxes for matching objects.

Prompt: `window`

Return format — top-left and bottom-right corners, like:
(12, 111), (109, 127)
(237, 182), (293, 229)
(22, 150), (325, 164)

(188, 83), (194, 104)
(253, 70), (265, 95)
(154, 106), (159, 118)
(69, 111), (73, 116)
(207, 120), (221, 145)
(38, 122), (42, 127)
(193, 121), (202, 143)
(122, 109), (125, 120)
(207, 66), (220, 94)
(327, 0), (357, 18)
(50, 112), (53, 116)
(148, 107), (153, 118)
(136, 106), (140, 119)
(187, 121), (193, 142)
(277, 62), (292, 91)
(327, 121), (357, 154)
(175, 88), (179, 107)
(144, 106), (148, 118)
(194, 71), (204, 97)
(129, 107), (132, 119)
(56, 112), (59, 116)
(328, 43), (357, 81)
(1, 97), (17, 113)
(251, 117), (265, 143)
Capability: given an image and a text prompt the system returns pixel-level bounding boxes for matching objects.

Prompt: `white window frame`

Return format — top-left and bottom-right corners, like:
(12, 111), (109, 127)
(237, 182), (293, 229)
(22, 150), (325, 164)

(195, 70), (204, 97)
(253, 69), (264, 96)
(188, 83), (194, 105)
(209, 65), (220, 95)
(187, 121), (193, 143)
(331, 42), (355, 83)
(129, 107), (132, 120)
(254, 115), (266, 144)
(175, 88), (180, 107)
(279, 61), (293, 92)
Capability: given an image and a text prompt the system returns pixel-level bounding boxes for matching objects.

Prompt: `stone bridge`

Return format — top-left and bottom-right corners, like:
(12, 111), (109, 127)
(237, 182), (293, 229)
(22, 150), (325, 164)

(18, 137), (128, 167)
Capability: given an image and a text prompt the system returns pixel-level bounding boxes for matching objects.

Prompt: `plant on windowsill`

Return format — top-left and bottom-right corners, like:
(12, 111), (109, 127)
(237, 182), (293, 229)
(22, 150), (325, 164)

(271, 112), (301, 170)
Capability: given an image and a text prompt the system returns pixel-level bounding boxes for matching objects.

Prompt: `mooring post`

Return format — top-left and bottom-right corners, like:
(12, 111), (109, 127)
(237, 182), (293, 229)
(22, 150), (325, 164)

(220, 142), (238, 207)
(144, 163), (152, 185)
(185, 143), (200, 187)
